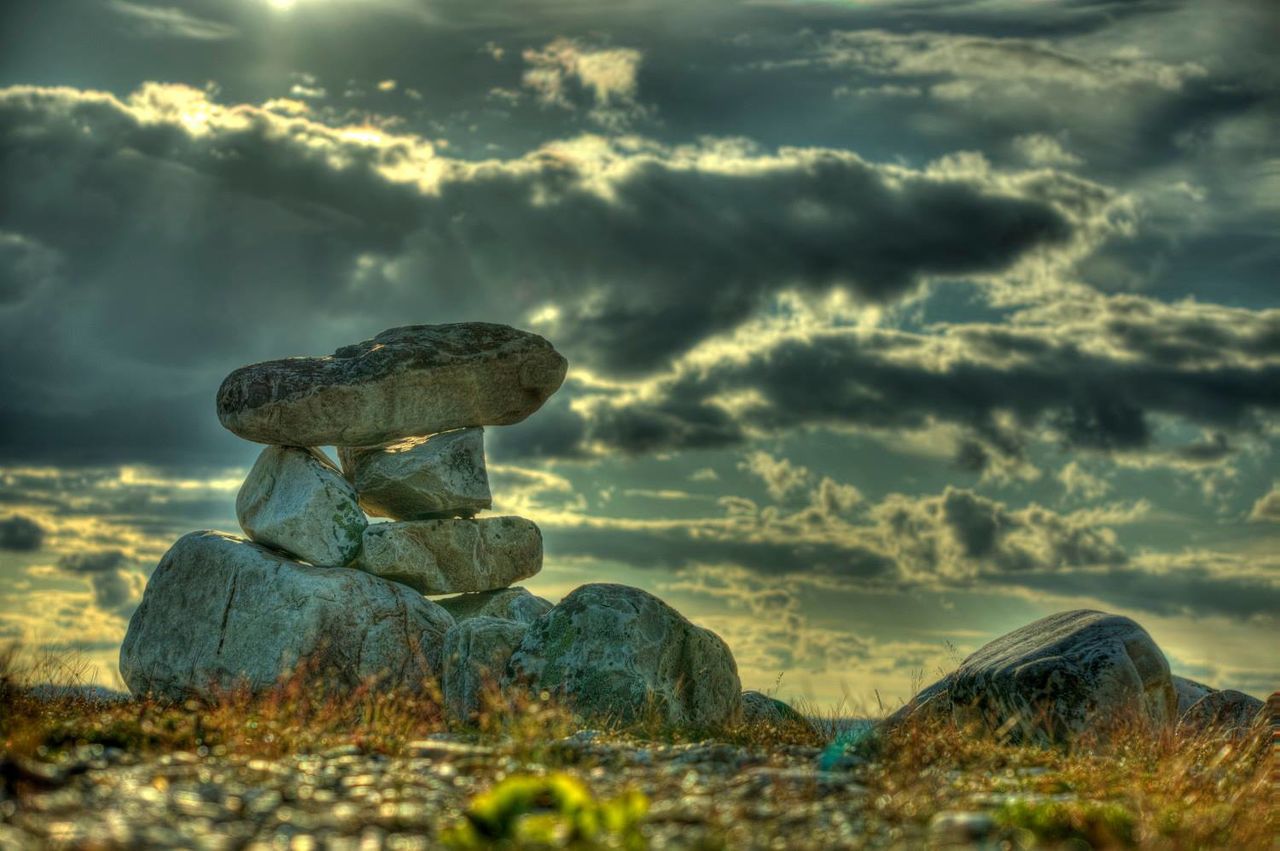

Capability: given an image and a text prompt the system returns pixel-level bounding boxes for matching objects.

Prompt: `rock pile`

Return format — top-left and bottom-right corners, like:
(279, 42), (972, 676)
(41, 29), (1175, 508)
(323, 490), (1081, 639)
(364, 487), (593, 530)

(120, 323), (743, 728)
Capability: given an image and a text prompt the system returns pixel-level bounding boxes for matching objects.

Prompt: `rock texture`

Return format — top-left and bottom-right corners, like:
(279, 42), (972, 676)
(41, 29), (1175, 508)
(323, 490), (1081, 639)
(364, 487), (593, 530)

(947, 610), (1177, 743)
(1173, 675), (1215, 717)
(120, 532), (454, 700)
(338, 428), (491, 520)
(236, 446), (367, 566)
(505, 583), (742, 729)
(217, 324), (567, 446)
(884, 674), (955, 728)
(435, 587), (553, 625)
(441, 617), (528, 721)
(741, 690), (811, 730)
(353, 517), (541, 595)
(1177, 689), (1265, 736)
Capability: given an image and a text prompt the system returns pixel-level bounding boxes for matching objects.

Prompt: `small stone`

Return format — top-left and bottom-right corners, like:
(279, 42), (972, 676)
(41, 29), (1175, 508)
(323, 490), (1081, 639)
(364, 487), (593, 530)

(434, 587), (553, 625)
(338, 428), (491, 521)
(236, 446), (366, 567)
(217, 323), (567, 447)
(740, 690), (813, 730)
(120, 532), (453, 700)
(441, 617), (528, 721)
(929, 811), (996, 845)
(353, 517), (541, 595)
(505, 582), (742, 729)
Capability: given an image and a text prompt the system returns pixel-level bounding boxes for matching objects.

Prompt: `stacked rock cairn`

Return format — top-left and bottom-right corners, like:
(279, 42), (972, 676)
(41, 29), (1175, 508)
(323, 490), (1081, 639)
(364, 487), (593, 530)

(120, 323), (744, 729)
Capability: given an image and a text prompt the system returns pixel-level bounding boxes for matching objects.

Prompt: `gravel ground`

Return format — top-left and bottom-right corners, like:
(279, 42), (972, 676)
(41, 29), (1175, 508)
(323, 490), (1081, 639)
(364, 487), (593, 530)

(0, 732), (1044, 850)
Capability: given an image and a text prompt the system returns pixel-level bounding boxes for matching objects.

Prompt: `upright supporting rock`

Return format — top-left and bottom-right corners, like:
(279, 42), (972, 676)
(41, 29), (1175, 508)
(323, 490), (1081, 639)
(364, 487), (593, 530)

(505, 583), (742, 729)
(120, 532), (454, 700)
(217, 323), (567, 446)
(947, 610), (1177, 743)
(442, 617), (528, 721)
(236, 446), (367, 567)
(435, 587), (553, 625)
(353, 517), (542, 595)
(339, 428), (491, 520)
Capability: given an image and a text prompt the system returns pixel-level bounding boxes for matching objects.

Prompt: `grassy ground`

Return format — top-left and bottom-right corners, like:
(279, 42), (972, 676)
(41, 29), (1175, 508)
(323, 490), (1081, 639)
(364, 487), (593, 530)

(1, 646), (1274, 849)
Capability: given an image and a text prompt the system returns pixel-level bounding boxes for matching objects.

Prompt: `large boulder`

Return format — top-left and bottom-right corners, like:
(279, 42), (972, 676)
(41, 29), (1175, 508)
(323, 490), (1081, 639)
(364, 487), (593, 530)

(353, 517), (542, 595)
(505, 583), (742, 729)
(338, 428), (491, 520)
(236, 446), (367, 566)
(948, 610), (1177, 743)
(436, 587), (553, 625)
(441, 617), (528, 722)
(120, 532), (454, 700)
(1177, 689), (1265, 737)
(217, 323), (567, 446)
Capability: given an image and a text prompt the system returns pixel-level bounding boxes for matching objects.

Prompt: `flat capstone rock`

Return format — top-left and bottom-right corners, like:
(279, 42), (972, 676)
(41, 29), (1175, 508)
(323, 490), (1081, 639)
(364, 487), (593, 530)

(216, 323), (567, 446)
(338, 427), (491, 520)
(353, 517), (542, 595)
(236, 446), (366, 566)
(120, 531), (454, 701)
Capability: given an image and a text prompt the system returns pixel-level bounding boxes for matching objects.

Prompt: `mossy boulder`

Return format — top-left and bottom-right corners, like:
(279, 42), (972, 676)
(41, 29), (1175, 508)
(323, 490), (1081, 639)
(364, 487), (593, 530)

(504, 583), (741, 729)
(442, 616), (528, 721)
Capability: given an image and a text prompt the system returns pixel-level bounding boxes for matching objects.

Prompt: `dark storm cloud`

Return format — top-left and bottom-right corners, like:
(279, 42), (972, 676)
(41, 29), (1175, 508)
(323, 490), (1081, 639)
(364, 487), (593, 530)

(57, 548), (144, 616)
(563, 297), (1280, 465)
(0, 82), (1105, 464)
(0, 513), (46, 551)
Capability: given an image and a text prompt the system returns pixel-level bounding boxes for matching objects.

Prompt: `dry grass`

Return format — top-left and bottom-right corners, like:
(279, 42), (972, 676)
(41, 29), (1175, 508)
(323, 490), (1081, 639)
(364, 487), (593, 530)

(2, 644), (1274, 848)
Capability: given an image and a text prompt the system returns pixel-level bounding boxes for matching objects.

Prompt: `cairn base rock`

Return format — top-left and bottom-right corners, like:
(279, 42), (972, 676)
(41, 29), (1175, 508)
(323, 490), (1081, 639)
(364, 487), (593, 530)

(505, 583), (742, 729)
(442, 617), (528, 721)
(436, 587), (553, 625)
(120, 531), (454, 700)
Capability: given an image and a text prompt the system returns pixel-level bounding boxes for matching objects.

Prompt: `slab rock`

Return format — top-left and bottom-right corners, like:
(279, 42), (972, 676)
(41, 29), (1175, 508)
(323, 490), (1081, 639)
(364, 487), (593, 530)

(436, 587), (553, 625)
(338, 428), (491, 520)
(504, 583), (742, 729)
(948, 610), (1177, 743)
(236, 446), (366, 566)
(354, 517), (541, 595)
(217, 323), (567, 447)
(120, 531), (454, 700)
(442, 617), (528, 721)
(1177, 689), (1266, 737)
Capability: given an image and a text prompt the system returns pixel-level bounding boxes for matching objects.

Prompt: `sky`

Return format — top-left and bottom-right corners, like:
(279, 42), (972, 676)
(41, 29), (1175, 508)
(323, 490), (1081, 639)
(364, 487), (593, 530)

(0, 0), (1276, 709)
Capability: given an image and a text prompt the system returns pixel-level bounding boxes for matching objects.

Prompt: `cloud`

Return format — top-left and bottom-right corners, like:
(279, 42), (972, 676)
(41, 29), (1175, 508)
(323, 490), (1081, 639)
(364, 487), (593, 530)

(56, 549), (145, 617)
(740, 451), (809, 501)
(0, 513), (46, 551)
(0, 231), (61, 305)
(1248, 483), (1280, 523)
(106, 1), (239, 41)
(521, 38), (647, 127)
(0, 82), (1119, 465)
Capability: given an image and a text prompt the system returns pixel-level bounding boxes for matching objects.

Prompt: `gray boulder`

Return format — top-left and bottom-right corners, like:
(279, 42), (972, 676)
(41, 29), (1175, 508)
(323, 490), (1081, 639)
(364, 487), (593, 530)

(338, 428), (491, 520)
(1173, 674), (1215, 716)
(353, 517), (541, 595)
(436, 587), (553, 625)
(948, 610), (1177, 743)
(505, 583), (742, 729)
(217, 323), (567, 446)
(741, 690), (812, 730)
(1177, 689), (1265, 737)
(236, 446), (366, 566)
(120, 531), (454, 700)
(884, 674), (955, 728)
(441, 617), (528, 722)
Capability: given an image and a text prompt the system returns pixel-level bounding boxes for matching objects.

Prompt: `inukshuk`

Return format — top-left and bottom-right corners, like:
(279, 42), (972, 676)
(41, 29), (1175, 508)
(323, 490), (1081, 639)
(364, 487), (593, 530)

(120, 323), (744, 728)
